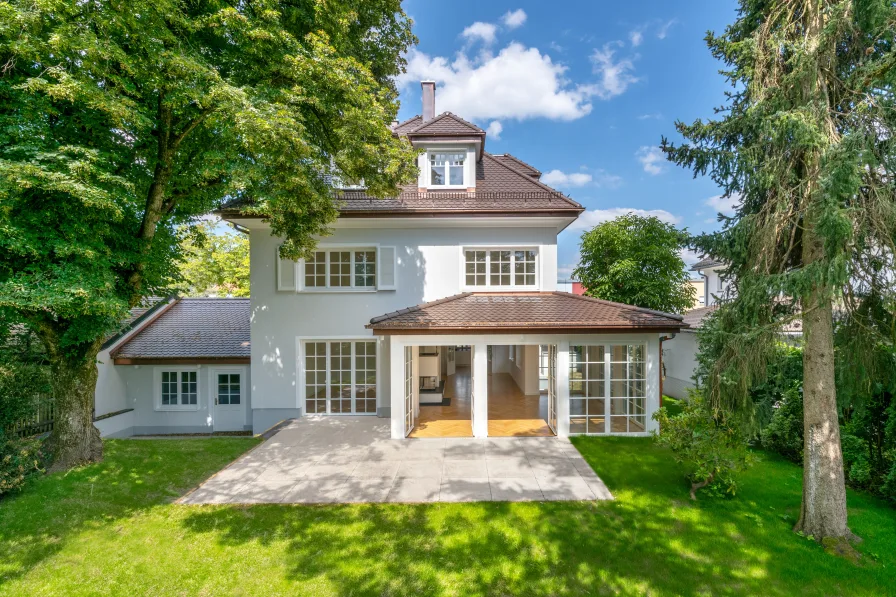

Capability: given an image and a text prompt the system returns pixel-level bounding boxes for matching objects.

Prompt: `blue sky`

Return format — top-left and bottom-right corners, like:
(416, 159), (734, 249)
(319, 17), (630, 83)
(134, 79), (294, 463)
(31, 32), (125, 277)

(397, 0), (741, 277)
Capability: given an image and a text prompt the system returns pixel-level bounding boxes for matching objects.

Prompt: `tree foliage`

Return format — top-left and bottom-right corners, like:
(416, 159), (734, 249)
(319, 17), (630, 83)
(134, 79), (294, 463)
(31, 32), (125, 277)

(653, 393), (756, 500)
(663, 0), (896, 543)
(574, 214), (696, 313)
(178, 222), (249, 297)
(0, 0), (418, 468)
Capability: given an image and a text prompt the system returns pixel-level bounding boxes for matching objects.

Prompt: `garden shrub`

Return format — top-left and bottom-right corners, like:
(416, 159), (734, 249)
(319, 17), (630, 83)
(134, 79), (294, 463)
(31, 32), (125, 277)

(760, 386), (804, 463)
(653, 393), (756, 500)
(0, 436), (45, 496)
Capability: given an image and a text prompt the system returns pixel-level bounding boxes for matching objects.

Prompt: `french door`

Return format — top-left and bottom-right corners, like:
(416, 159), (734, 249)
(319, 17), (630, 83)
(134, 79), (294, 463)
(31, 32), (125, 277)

(404, 346), (415, 436)
(547, 345), (558, 434)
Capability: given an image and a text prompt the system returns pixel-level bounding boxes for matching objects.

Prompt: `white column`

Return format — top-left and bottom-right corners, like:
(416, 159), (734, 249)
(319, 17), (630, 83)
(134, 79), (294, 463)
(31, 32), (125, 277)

(645, 335), (660, 433)
(472, 341), (489, 438)
(389, 337), (404, 439)
(557, 340), (571, 437)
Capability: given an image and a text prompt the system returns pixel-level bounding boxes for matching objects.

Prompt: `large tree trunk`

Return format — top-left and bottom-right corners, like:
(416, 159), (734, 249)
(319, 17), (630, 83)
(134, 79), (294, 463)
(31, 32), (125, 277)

(47, 351), (103, 472)
(794, 224), (850, 543)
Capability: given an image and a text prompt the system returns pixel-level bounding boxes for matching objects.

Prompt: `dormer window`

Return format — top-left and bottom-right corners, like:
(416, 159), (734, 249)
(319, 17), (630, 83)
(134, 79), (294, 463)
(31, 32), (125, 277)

(429, 152), (465, 187)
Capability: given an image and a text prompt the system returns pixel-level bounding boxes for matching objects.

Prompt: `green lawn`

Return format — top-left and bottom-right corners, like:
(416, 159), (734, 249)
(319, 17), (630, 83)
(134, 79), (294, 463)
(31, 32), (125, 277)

(0, 437), (893, 597)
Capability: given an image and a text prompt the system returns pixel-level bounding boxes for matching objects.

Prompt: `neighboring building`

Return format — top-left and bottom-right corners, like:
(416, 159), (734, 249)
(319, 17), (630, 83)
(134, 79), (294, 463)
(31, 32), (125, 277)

(662, 306), (716, 400)
(687, 278), (705, 308)
(556, 279), (586, 296)
(691, 258), (730, 306)
(93, 81), (687, 439)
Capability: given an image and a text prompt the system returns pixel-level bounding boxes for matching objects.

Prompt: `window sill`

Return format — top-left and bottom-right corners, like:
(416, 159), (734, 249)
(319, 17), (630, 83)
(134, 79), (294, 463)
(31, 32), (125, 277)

(299, 288), (378, 293)
(155, 405), (201, 412)
(427, 185), (469, 191)
(461, 286), (541, 293)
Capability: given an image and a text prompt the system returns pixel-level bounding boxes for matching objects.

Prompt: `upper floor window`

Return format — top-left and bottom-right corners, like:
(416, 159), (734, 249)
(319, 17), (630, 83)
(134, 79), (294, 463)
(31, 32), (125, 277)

(305, 249), (376, 290)
(464, 248), (538, 288)
(430, 152), (465, 187)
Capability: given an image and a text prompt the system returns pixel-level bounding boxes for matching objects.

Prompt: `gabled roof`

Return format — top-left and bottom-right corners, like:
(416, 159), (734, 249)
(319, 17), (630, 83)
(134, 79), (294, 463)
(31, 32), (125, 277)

(111, 298), (250, 363)
(392, 115), (423, 134)
(690, 258), (725, 271)
(367, 292), (686, 334)
(405, 112), (485, 136)
(493, 154), (541, 178)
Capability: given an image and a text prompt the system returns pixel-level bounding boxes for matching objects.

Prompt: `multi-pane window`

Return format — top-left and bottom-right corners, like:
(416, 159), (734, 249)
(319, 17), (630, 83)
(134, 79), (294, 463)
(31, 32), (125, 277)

(303, 249), (376, 289)
(569, 344), (646, 434)
(490, 250), (511, 286)
(404, 346), (414, 434)
(429, 152), (465, 186)
(355, 341), (377, 414)
(159, 370), (198, 408)
(464, 249), (538, 288)
(514, 250), (537, 286)
(217, 374), (241, 405)
(303, 340), (378, 415)
(305, 342), (328, 414)
(465, 250), (487, 286)
(569, 346), (606, 434)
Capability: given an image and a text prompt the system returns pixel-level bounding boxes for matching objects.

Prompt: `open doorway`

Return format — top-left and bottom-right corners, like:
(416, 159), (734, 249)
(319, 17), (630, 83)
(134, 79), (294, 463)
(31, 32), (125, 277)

(408, 345), (473, 437)
(487, 344), (556, 437)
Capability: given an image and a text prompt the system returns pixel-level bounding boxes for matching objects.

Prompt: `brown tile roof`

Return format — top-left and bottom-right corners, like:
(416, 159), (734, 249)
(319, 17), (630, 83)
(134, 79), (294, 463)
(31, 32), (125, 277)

(682, 305), (718, 331)
(111, 298), (250, 361)
(405, 112), (485, 136)
(492, 154), (541, 178)
(220, 152), (582, 218)
(367, 292), (686, 334)
(392, 115), (423, 134)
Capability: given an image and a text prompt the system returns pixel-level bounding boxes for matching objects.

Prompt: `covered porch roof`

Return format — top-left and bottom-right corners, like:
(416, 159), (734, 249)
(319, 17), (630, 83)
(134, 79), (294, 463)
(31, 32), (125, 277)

(366, 292), (687, 335)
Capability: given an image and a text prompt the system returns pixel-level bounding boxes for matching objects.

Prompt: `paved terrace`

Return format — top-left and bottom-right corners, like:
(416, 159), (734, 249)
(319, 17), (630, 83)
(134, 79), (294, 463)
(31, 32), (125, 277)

(180, 417), (613, 504)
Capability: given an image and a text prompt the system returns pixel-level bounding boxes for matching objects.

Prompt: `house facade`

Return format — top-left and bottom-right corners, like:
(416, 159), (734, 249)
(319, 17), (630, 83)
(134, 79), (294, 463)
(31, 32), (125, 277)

(94, 81), (686, 439)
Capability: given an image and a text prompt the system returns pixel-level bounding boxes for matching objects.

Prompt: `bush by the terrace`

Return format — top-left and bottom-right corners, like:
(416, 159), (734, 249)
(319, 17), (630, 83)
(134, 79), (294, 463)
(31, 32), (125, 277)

(653, 393), (756, 500)
(0, 436), (44, 496)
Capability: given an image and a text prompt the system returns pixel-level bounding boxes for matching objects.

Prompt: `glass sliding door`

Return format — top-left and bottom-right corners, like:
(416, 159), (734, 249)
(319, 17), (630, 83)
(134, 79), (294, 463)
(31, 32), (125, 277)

(569, 344), (647, 435)
(303, 340), (378, 415)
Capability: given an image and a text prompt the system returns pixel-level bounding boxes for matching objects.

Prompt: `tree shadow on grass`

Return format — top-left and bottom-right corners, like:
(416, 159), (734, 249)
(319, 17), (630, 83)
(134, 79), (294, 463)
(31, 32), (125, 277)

(176, 440), (893, 596)
(0, 438), (257, 588)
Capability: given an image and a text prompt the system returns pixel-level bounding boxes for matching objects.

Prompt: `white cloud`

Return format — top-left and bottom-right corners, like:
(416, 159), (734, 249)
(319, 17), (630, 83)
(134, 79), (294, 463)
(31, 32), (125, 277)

(592, 169), (624, 188)
(679, 248), (702, 266)
(629, 29), (644, 47)
(486, 120), (503, 139)
(657, 19), (678, 40)
(399, 44), (596, 121)
(501, 9), (527, 29)
(637, 112), (663, 120)
(704, 193), (741, 216)
(461, 22), (497, 45)
(590, 43), (639, 99)
(542, 169), (593, 188)
(548, 41), (565, 53)
(558, 263), (577, 277)
(636, 146), (667, 175)
(568, 207), (682, 231)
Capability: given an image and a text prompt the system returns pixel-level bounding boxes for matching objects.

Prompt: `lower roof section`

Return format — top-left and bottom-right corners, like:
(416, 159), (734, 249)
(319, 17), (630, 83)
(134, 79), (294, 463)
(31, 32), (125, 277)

(366, 292), (687, 335)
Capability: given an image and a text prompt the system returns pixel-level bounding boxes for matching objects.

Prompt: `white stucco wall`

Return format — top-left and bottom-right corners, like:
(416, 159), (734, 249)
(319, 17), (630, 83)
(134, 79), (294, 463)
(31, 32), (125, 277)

(94, 347), (128, 418)
(106, 364), (252, 435)
(702, 266), (729, 307)
(663, 332), (699, 400)
(247, 222), (561, 423)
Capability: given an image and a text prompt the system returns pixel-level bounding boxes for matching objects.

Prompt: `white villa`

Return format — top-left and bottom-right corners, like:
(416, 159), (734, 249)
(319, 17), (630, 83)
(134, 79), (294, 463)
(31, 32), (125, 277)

(93, 82), (687, 440)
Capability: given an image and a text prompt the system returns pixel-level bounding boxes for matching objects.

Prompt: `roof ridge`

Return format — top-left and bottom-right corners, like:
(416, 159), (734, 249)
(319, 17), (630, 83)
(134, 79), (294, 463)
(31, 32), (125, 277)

(109, 297), (181, 357)
(553, 291), (685, 322)
(495, 153), (541, 175)
(409, 111), (485, 135)
(368, 292), (472, 325)
(481, 153), (584, 210)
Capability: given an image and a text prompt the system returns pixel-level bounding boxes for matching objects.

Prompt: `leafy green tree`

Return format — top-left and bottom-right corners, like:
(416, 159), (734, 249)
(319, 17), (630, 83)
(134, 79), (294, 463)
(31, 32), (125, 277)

(178, 222), (250, 297)
(664, 0), (896, 544)
(0, 0), (418, 470)
(573, 214), (696, 313)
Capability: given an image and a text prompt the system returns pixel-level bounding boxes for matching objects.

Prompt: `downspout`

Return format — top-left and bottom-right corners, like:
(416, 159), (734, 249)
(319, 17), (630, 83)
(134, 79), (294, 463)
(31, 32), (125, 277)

(658, 334), (677, 409)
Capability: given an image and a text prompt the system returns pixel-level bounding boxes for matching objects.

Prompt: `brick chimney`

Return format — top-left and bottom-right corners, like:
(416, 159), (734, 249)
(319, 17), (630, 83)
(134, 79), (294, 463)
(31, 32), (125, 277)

(421, 80), (436, 122)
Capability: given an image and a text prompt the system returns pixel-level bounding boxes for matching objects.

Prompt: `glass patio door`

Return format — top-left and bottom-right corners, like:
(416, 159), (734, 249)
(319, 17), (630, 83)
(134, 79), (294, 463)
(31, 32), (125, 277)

(547, 344), (558, 434)
(404, 346), (415, 436)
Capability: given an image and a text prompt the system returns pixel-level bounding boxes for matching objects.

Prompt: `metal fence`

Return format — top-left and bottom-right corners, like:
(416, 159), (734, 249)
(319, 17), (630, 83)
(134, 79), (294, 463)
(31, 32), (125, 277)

(8, 396), (55, 438)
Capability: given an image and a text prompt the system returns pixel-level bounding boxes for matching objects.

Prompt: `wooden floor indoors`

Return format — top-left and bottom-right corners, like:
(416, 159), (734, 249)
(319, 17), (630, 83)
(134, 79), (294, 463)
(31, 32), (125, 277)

(409, 368), (553, 438)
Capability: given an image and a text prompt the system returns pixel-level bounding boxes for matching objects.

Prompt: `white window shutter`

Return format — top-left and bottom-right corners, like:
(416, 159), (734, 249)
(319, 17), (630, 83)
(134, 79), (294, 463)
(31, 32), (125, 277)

(377, 246), (397, 290)
(276, 246), (297, 292)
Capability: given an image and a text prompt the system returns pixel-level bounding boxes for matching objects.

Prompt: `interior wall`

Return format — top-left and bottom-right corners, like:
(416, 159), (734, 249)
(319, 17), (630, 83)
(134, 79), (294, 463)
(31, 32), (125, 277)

(509, 345), (540, 395)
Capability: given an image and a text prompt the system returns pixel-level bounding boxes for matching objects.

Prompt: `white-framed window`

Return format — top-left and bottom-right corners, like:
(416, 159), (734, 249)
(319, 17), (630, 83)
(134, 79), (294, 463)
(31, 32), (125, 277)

(429, 151), (465, 187)
(303, 248), (377, 290)
(463, 248), (539, 289)
(302, 340), (378, 415)
(569, 344), (646, 435)
(539, 345), (549, 381)
(155, 368), (200, 411)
